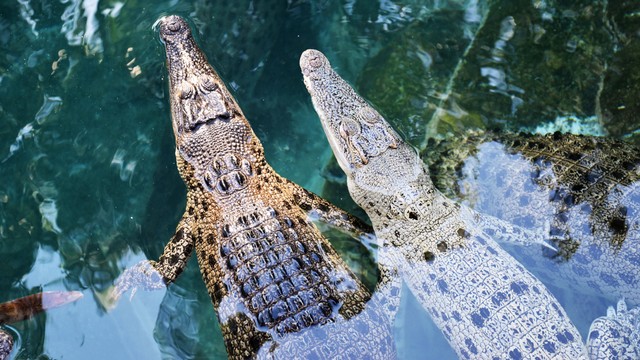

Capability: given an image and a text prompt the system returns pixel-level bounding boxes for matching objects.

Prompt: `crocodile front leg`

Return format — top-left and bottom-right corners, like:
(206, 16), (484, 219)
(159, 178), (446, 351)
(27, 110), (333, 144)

(113, 216), (195, 299)
(289, 181), (378, 245)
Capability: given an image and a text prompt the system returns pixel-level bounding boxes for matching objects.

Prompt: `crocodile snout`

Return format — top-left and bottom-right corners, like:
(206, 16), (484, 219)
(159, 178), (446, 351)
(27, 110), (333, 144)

(158, 15), (190, 42)
(300, 49), (330, 79)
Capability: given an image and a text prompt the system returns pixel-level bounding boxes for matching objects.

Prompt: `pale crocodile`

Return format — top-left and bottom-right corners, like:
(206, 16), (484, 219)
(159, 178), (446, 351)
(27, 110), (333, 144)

(112, 16), (396, 359)
(300, 49), (640, 359)
(422, 130), (640, 306)
(0, 291), (82, 360)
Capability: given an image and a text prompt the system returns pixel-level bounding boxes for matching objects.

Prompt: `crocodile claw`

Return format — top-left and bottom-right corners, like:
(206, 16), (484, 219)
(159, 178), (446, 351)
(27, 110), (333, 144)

(111, 260), (166, 302)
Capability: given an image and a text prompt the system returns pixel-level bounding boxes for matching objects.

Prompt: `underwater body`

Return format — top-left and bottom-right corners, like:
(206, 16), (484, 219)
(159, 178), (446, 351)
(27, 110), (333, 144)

(1, 1), (640, 359)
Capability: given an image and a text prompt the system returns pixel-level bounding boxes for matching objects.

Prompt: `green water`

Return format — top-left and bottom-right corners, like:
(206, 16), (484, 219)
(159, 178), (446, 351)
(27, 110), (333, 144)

(1, 0), (639, 359)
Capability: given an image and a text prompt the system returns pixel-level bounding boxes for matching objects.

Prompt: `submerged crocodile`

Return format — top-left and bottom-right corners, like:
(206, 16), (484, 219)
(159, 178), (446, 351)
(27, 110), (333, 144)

(113, 16), (396, 359)
(421, 130), (640, 305)
(0, 291), (82, 360)
(300, 49), (640, 359)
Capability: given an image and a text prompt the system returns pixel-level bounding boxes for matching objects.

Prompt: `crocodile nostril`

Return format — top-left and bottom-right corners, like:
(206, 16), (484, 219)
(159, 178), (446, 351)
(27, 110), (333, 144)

(308, 56), (322, 68)
(300, 50), (326, 70)
(159, 16), (186, 37)
(166, 21), (180, 32)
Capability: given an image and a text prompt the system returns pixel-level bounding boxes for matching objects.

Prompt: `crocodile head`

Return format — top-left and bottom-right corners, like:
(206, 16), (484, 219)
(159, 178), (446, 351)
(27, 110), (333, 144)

(158, 15), (264, 188)
(300, 49), (431, 217)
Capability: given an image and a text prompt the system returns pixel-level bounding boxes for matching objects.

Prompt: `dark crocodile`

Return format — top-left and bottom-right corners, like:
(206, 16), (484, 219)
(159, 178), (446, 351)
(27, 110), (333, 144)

(0, 291), (82, 360)
(421, 130), (640, 305)
(113, 16), (396, 359)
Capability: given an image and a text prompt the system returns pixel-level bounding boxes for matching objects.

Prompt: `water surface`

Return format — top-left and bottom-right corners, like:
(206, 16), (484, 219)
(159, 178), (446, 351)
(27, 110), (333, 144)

(1, 0), (639, 359)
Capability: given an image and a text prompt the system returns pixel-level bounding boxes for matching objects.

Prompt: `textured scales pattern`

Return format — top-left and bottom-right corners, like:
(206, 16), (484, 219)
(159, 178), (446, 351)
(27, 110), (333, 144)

(422, 131), (640, 305)
(586, 298), (640, 359)
(301, 49), (594, 359)
(0, 331), (10, 360)
(0, 291), (83, 360)
(113, 16), (396, 359)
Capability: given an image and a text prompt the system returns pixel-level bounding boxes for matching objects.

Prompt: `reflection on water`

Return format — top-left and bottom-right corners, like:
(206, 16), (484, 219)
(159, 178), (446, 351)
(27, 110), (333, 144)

(0, 0), (639, 359)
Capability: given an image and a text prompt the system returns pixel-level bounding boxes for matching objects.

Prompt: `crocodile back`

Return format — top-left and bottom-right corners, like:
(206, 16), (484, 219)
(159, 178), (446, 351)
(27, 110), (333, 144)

(424, 131), (640, 305)
(353, 171), (588, 359)
(260, 288), (398, 359)
(186, 161), (394, 358)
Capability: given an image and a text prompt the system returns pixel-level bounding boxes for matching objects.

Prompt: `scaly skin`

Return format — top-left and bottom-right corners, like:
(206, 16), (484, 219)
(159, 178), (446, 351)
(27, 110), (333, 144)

(0, 331), (10, 360)
(113, 16), (396, 359)
(422, 130), (640, 305)
(586, 298), (640, 359)
(301, 49), (591, 359)
(0, 291), (83, 360)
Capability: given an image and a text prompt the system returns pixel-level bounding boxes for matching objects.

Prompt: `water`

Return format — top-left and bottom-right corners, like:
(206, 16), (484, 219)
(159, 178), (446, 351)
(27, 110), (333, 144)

(0, 0), (639, 359)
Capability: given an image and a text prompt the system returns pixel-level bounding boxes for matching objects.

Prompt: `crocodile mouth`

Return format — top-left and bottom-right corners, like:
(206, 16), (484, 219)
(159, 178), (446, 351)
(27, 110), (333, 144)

(158, 16), (236, 139)
(157, 15), (190, 44)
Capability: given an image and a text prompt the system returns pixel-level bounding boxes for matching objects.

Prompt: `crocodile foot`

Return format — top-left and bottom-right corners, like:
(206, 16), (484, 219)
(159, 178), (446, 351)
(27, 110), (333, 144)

(587, 298), (640, 360)
(111, 260), (166, 301)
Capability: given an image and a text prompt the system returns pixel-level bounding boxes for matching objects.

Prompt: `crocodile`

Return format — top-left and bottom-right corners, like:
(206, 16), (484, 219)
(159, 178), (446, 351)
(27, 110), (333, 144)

(300, 49), (640, 359)
(112, 16), (396, 359)
(421, 130), (640, 306)
(0, 291), (83, 360)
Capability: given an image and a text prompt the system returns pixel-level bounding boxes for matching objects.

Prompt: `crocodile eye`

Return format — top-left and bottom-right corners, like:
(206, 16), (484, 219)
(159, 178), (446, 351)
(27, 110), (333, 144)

(359, 108), (379, 123)
(179, 83), (195, 99)
(201, 77), (217, 92)
(339, 118), (361, 138)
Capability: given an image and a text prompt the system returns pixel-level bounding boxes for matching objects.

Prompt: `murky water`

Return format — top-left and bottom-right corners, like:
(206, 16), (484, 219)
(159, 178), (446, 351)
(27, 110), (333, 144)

(1, 0), (639, 359)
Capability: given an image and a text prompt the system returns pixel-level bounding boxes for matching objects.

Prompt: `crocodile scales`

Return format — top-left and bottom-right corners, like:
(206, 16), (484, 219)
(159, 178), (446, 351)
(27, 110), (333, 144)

(112, 16), (396, 359)
(421, 130), (640, 306)
(0, 291), (82, 360)
(300, 49), (640, 359)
